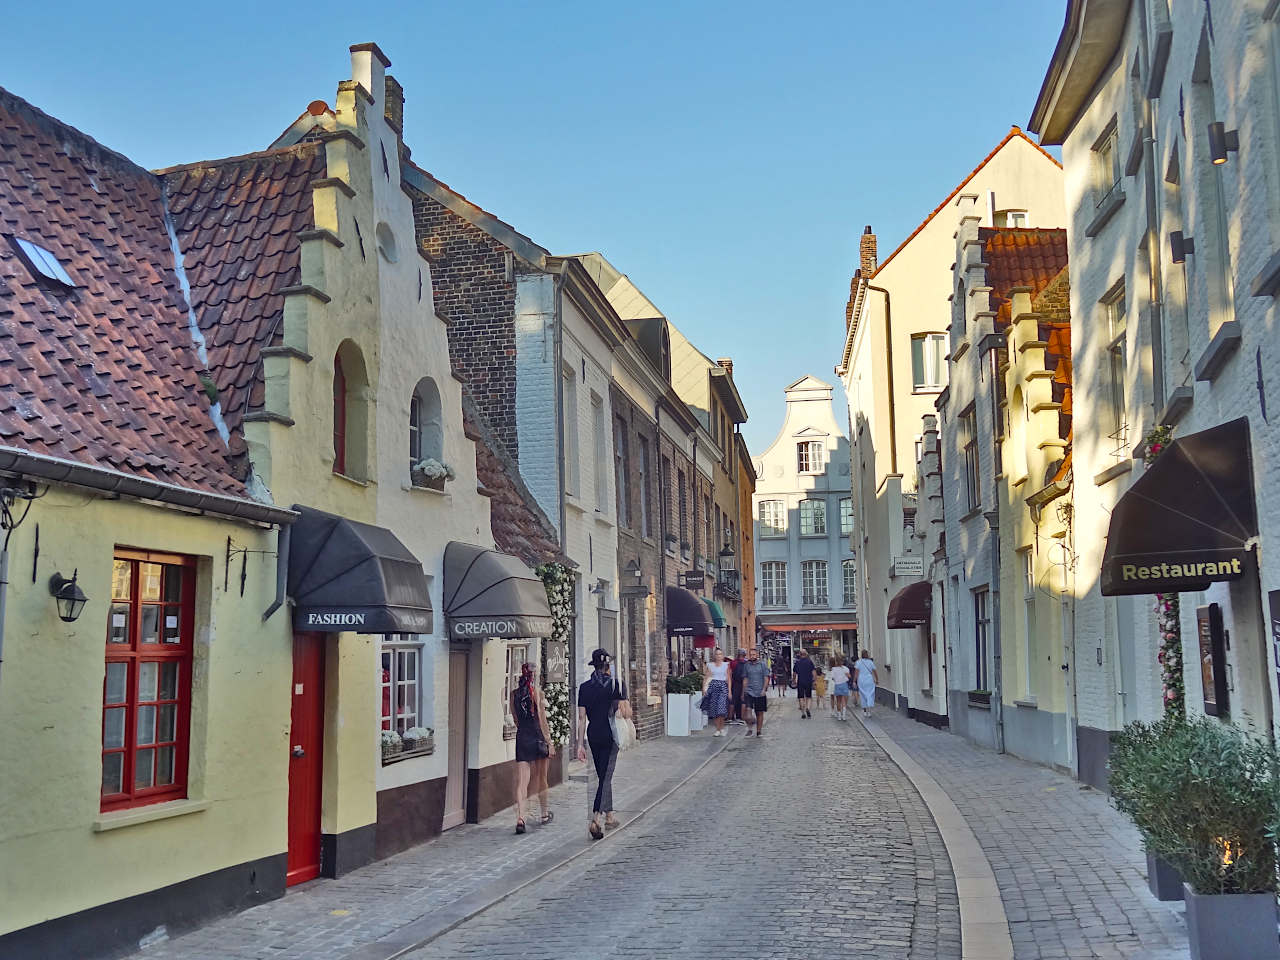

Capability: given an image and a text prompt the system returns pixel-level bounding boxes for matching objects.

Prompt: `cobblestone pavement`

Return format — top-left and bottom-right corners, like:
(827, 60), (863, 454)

(868, 709), (1188, 960)
(403, 706), (960, 960)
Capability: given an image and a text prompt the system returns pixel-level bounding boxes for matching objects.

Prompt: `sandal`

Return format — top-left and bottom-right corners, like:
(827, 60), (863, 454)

(515, 819), (526, 835)
(588, 820), (604, 840)
(540, 811), (554, 825)
(604, 815), (620, 830)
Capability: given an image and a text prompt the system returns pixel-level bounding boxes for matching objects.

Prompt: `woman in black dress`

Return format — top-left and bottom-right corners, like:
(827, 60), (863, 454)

(512, 661), (553, 834)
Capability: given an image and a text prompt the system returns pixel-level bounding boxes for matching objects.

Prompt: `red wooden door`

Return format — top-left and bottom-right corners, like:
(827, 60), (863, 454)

(287, 633), (325, 886)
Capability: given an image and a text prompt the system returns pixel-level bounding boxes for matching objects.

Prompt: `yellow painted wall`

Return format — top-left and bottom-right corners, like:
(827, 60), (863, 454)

(0, 488), (288, 936)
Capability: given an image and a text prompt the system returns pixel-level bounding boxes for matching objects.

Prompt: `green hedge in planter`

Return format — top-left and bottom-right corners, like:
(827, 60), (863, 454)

(1109, 718), (1280, 894)
(665, 672), (704, 695)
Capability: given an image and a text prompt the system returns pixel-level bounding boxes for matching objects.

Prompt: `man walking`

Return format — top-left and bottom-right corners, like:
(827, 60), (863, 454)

(792, 648), (816, 719)
(730, 647), (748, 725)
(743, 648), (770, 737)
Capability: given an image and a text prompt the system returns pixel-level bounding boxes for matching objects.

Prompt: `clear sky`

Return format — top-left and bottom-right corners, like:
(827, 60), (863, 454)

(6, 0), (1065, 456)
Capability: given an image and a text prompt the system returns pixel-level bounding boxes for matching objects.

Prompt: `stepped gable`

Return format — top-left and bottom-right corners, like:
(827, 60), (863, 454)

(1033, 265), (1073, 449)
(159, 143), (324, 455)
(0, 86), (245, 496)
(980, 227), (1069, 328)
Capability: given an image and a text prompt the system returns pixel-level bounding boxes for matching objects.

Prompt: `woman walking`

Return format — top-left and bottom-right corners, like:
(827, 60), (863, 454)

(576, 648), (631, 839)
(854, 649), (879, 718)
(828, 655), (852, 720)
(511, 662), (553, 834)
(702, 647), (732, 737)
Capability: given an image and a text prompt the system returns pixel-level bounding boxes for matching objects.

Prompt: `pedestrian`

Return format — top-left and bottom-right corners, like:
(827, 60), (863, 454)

(792, 648), (816, 718)
(701, 646), (732, 736)
(730, 647), (749, 725)
(742, 648), (770, 737)
(813, 666), (827, 710)
(828, 654), (852, 721)
(854, 648), (879, 718)
(511, 661), (553, 834)
(576, 648), (631, 839)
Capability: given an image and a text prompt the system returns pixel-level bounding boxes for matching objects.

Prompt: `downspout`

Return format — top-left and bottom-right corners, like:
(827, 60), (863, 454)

(0, 540), (8, 692)
(261, 523), (292, 621)
(867, 285), (898, 475)
(656, 400), (669, 676)
(986, 509), (1005, 754)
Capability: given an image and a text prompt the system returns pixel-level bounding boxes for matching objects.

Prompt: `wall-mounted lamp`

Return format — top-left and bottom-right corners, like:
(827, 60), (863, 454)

(49, 569), (88, 623)
(718, 543), (736, 572)
(588, 578), (609, 596)
(624, 559), (642, 584)
(1170, 231), (1195, 264)
(1207, 122), (1239, 165)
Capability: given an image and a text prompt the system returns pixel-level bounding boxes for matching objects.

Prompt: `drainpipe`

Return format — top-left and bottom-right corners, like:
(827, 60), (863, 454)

(656, 400), (669, 677)
(867, 285), (898, 475)
(261, 523), (292, 621)
(985, 509), (1005, 754)
(0, 542), (8, 692)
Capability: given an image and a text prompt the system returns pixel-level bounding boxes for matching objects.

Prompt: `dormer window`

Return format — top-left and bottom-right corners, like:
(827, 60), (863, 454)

(9, 236), (76, 287)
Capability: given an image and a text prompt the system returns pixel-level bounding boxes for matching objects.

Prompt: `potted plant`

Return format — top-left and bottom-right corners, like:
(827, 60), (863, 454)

(380, 729), (403, 760)
(402, 726), (434, 754)
(1110, 718), (1280, 960)
(411, 457), (456, 491)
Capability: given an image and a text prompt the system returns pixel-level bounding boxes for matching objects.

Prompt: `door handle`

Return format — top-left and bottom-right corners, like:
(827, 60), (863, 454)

(292, 745), (305, 758)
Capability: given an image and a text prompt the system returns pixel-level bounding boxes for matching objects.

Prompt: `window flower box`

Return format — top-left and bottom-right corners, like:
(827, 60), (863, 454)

(401, 727), (434, 754)
(967, 689), (991, 706)
(411, 458), (455, 491)
(380, 729), (403, 760)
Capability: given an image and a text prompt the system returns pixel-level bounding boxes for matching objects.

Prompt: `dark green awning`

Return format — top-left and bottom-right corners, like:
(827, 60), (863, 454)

(704, 598), (728, 629)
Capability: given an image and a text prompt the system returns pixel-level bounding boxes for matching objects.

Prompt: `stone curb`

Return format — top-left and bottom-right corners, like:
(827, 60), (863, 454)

(858, 715), (1014, 960)
(343, 729), (740, 960)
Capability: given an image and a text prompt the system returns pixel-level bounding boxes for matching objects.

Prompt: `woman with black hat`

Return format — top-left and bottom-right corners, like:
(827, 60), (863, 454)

(575, 647), (631, 839)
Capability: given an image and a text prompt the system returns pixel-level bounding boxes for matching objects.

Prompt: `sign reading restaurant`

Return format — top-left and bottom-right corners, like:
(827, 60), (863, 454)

(1103, 551), (1247, 594)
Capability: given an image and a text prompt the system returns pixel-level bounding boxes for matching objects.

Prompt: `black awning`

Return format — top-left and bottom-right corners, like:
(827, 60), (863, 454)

(289, 506), (433, 633)
(443, 542), (553, 639)
(887, 581), (931, 628)
(666, 586), (713, 636)
(1101, 418), (1257, 596)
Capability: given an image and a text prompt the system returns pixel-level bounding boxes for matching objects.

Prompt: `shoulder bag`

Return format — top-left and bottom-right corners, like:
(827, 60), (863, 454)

(610, 680), (637, 750)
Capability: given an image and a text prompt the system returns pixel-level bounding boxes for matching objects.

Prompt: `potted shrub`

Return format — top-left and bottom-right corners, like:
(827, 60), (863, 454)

(402, 726), (434, 754)
(1109, 719), (1184, 900)
(1109, 718), (1280, 960)
(411, 457), (455, 491)
(380, 729), (403, 760)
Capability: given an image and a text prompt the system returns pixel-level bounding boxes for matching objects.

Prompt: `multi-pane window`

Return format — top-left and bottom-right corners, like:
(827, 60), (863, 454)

(760, 561), (787, 606)
(1021, 550), (1036, 699)
(796, 441), (824, 474)
(840, 498), (853, 537)
(637, 436), (653, 538)
(592, 394), (607, 512)
(103, 553), (194, 811)
(562, 367), (580, 494)
(801, 560), (828, 607)
(333, 354), (347, 475)
(503, 643), (530, 728)
(677, 470), (688, 546)
(910, 333), (947, 390)
(974, 588), (990, 691)
(799, 499), (826, 536)
(758, 500), (786, 538)
(380, 639), (423, 736)
(1103, 285), (1128, 458)
(614, 417), (631, 528)
(661, 455), (672, 536)
(960, 406), (979, 511)
(842, 559), (858, 607)
(995, 210), (1028, 228)
(1094, 121), (1121, 206)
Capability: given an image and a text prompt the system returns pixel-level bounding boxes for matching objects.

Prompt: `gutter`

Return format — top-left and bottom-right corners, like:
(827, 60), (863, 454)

(866, 285), (898, 475)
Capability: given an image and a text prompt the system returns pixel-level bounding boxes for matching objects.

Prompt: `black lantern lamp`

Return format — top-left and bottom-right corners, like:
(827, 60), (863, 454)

(718, 542), (736, 572)
(1207, 122), (1239, 165)
(49, 569), (88, 623)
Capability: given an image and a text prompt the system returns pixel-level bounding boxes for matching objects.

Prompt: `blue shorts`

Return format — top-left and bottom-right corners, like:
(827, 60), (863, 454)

(834, 682), (851, 696)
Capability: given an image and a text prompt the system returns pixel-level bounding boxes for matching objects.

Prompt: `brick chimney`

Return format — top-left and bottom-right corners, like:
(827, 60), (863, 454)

(717, 358), (734, 376)
(860, 225), (877, 277)
(384, 74), (404, 133)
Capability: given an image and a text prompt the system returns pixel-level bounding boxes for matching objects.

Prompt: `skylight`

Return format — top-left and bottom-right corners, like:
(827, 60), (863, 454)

(11, 236), (76, 287)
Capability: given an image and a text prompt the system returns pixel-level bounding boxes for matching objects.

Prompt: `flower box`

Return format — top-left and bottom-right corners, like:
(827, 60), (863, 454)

(967, 689), (991, 706)
(410, 458), (455, 491)
(410, 470), (446, 492)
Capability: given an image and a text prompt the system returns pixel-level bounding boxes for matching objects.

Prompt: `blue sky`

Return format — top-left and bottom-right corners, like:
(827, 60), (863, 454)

(7, 0), (1064, 455)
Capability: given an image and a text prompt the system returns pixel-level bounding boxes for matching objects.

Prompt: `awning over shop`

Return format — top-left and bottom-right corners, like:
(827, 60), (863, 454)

(693, 635), (716, 649)
(704, 598), (728, 629)
(760, 623), (859, 632)
(443, 542), (553, 639)
(289, 505), (433, 633)
(666, 586), (713, 636)
(887, 581), (931, 628)
(1101, 418), (1257, 596)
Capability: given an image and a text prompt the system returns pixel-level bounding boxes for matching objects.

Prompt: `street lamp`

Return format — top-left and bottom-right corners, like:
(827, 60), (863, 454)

(718, 543), (736, 572)
(49, 570), (88, 623)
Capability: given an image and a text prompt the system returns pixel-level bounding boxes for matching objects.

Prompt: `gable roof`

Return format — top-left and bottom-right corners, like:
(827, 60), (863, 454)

(980, 227), (1069, 327)
(873, 128), (1062, 279)
(0, 86), (252, 501)
(786, 375), (833, 392)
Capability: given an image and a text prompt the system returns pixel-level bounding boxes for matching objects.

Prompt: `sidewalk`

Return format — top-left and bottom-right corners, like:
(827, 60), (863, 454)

(869, 709), (1187, 960)
(126, 730), (732, 960)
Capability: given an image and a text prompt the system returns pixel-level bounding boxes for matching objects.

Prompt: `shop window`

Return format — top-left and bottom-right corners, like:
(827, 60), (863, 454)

(333, 340), (369, 479)
(102, 552), (195, 812)
(758, 500), (786, 538)
(379, 638), (424, 737)
(799, 499), (826, 536)
(409, 377), (443, 471)
(503, 643), (531, 733)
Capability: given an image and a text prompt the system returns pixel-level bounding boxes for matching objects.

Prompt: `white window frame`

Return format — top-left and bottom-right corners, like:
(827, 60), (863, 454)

(796, 441), (824, 474)
(758, 500), (786, 538)
(1102, 283), (1129, 460)
(842, 559), (857, 608)
(801, 560), (828, 607)
(1093, 120), (1122, 207)
(760, 561), (787, 607)
(562, 366), (580, 495)
(380, 636), (425, 737)
(910, 332), (947, 391)
(503, 642), (531, 730)
(974, 589), (990, 691)
(960, 406), (979, 512)
(839, 497), (853, 537)
(592, 393), (607, 513)
(799, 498), (826, 537)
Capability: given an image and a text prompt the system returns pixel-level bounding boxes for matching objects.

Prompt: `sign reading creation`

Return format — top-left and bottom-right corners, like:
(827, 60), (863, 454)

(448, 616), (554, 640)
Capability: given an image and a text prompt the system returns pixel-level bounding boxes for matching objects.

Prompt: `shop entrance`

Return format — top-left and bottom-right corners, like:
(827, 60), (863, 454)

(287, 632), (325, 885)
(443, 649), (468, 830)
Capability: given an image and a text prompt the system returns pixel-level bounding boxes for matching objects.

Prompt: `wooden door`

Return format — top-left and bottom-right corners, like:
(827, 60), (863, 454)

(287, 633), (325, 885)
(443, 650), (468, 830)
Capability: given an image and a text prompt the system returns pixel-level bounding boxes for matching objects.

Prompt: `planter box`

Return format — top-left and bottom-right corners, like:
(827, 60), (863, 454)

(689, 694), (706, 731)
(1145, 849), (1184, 902)
(1184, 883), (1280, 960)
(666, 693), (691, 736)
(967, 690), (991, 706)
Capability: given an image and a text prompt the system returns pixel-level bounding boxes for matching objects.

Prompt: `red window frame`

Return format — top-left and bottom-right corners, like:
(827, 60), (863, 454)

(101, 550), (195, 812)
(333, 354), (348, 475)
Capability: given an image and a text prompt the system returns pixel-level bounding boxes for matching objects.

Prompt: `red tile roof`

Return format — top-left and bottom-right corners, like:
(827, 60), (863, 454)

(0, 87), (247, 497)
(980, 227), (1069, 328)
(159, 144), (324, 454)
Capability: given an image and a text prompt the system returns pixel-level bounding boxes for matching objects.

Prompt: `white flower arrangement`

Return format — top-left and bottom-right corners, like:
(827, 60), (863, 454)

(380, 729), (402, 747)
(402, 726), (433, 741)
(536, 562), (574, 747)
(412, 458), (456, 482)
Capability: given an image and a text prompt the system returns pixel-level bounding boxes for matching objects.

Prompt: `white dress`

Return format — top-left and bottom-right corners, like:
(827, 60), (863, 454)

(854, 658), (877, 708)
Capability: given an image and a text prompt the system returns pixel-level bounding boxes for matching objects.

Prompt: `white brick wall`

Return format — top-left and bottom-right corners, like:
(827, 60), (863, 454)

(514, 272), (559, 525)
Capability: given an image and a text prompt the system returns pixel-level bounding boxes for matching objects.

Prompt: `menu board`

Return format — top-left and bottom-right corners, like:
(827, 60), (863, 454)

(1198, 605), (1217, 716)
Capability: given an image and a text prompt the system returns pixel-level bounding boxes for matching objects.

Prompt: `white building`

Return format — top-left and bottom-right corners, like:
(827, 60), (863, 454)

(752, 377), (858, 660)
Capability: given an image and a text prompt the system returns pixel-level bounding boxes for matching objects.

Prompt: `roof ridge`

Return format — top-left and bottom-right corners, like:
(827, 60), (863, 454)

(153, 141), (321, 177)
(871, 127), (1063, 279)
(0, 85), (153, 179)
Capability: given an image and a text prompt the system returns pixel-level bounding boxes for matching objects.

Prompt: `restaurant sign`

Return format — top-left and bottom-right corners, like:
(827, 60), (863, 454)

(1104, 552), (1246, 595)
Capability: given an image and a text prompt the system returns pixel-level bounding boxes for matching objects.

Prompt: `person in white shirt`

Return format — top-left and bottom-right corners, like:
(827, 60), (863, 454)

(854, 650), (880, 718)
(828, 655), (852, 721)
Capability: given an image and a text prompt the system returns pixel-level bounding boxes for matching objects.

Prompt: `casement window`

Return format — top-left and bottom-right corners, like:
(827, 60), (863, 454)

(614, 416), (631, 528)
(796, 441), (824, 474)
(562, 366), (580, 495)
(974, 588), (990, 691)
(380, 638), (425, 738)
(703, 496), (712, 559)
(758, 500), (786, 538)
(1103, 284), (1129, 458)
(842, 559), (858, 607)
(1094, 120), (1122, 207)
(103, 552), (195, 812)
(840, 498), (853, 537)
(801, 560), (828, 607)
(799, 499), (826, 536)
(503, 643), (530, 730)
(760, 561), (787, 607)
(409, 378), (443, 469)
(333, 343), (368, 479)
(960, 406), (979, 512)
(1021, 550), (1036, 700)
(333, 354), (347, 475)
(910, 333), (947, 391)
(637, 436), (653, 538)
(677, 470), (688, 546)
(592, 394), (607, 512)
(994, 210), (1028, 228)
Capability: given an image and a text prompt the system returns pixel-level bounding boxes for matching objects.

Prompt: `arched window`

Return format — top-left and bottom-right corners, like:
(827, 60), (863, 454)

(409, 377), (443, 467)
(333, 355), (347, 475)
(333, 341), (370, 479)
(1009, 386), (1028, 483)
